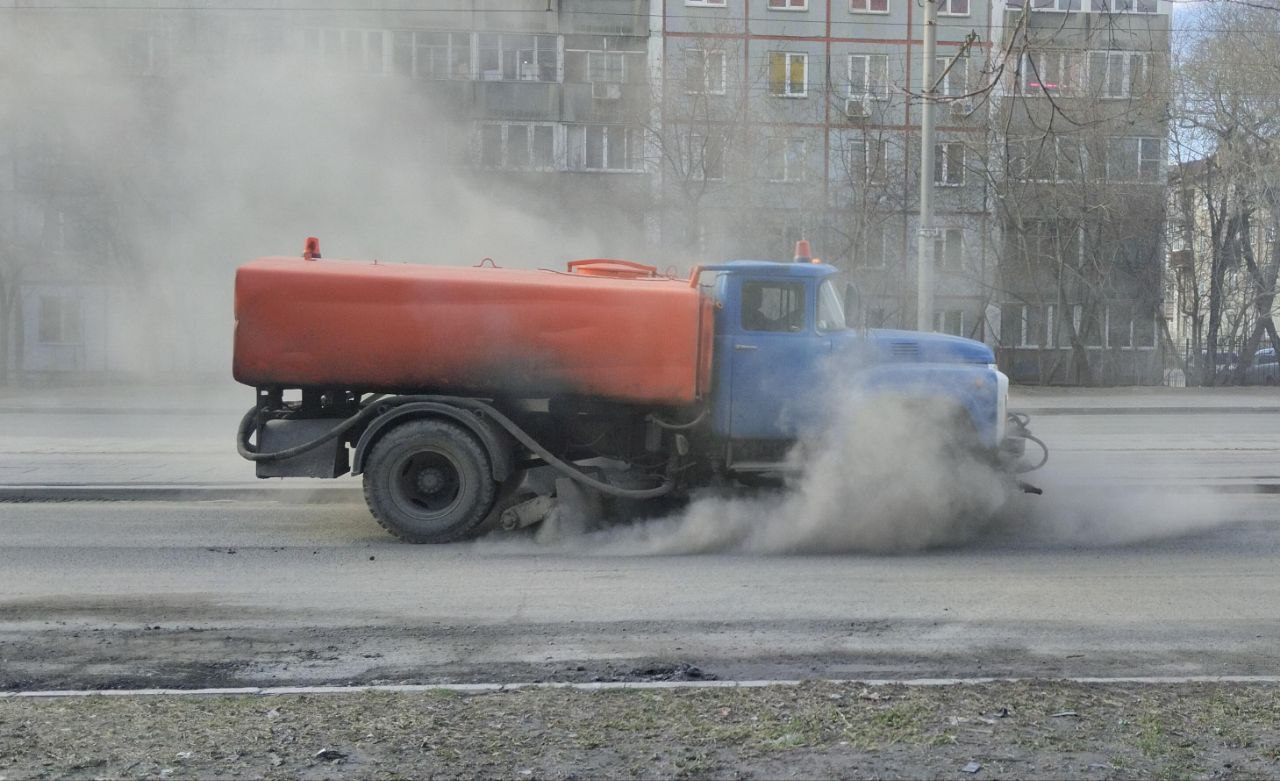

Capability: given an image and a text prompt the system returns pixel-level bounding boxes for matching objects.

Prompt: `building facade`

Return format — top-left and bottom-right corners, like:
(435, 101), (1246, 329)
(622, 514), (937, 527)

(991, 0), (1172, 384)
(0, 0), (1170, 384)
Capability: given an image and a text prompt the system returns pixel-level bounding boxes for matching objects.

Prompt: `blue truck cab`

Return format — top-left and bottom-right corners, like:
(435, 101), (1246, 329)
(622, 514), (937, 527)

(697, 258), (1017, 473)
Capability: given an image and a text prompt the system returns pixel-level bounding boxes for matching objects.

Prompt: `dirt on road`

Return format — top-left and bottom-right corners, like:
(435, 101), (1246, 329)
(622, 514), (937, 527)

(3, 681), (1279, 779)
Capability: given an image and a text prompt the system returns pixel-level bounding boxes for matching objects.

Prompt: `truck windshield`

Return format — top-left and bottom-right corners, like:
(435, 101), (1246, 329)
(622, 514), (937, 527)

(816, 279), (847, 331)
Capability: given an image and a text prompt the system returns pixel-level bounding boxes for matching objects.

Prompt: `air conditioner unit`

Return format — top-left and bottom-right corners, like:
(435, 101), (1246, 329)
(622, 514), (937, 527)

(592, 81), (622, 100)
(844, 97), (871, 119)
(949, 99), (974, 117)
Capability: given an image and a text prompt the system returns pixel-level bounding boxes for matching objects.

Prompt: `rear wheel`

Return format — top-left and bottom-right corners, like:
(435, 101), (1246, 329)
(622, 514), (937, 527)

(363, 419), (497, 543)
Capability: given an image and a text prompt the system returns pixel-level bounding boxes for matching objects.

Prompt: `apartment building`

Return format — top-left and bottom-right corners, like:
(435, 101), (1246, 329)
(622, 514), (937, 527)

(0, 0), (655, 380)
(992, 0), (1171, 384)
(659, 0), (998, 338)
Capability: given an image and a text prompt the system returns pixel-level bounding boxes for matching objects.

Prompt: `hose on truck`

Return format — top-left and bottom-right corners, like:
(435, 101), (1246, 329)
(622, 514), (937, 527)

(238, 395), (675, 499)
(1008, 411), (1049, 473)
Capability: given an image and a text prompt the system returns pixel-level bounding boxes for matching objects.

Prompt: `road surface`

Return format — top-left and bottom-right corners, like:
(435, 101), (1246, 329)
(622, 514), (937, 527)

(2, 389), (1279, 689)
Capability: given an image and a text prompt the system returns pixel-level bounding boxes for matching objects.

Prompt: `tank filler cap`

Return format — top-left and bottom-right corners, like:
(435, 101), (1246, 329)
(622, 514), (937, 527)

(566, 258), (659, 279)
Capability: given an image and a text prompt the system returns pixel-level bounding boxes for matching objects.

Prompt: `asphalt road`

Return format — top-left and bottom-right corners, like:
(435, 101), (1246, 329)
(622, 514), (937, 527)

(2, 397), (1280, 689)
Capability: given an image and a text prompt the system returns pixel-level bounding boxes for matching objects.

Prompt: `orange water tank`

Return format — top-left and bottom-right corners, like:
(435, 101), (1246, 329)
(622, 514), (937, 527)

(233, 256), (714, 406)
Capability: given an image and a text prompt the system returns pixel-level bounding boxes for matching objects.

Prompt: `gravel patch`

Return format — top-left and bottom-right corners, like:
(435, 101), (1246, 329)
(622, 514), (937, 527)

(2, 681), (1279, 778)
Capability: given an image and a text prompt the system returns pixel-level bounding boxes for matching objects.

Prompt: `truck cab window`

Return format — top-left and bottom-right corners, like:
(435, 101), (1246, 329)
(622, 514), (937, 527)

(817, 279), (847, 331)
(741, 280), (805, 332)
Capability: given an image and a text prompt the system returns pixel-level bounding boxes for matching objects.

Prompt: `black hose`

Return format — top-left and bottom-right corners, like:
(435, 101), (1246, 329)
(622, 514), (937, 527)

(1015, 431), (1049, 473)
(467, 401), (675, 499)
(238, 395), (675, 499)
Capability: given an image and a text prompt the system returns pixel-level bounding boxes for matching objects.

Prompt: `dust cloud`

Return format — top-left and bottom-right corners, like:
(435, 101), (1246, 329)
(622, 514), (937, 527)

(481, 397), (1013, 555)
(1, 19), (641, 381)
(481, 395), (1247, 556)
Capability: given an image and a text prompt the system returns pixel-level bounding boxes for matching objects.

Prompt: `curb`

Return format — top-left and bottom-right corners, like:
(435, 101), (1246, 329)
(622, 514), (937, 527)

(1017, 406), (1280, 415)
(0, 485), (362, 503)
(6, 675), (1280, 699)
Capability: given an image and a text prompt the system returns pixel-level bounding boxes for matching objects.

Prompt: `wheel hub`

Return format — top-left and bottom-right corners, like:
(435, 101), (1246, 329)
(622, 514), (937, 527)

(416, 467), (448, 495)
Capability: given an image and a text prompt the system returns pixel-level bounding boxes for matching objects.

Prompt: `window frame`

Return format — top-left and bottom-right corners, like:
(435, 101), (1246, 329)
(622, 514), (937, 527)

(935, 309), (966, 336)
(1088, 50), (1149, 99)
(568, 124), (644, 173)
(740, 280), (808, 333)
(767, 137), (808, 182)
(934, 55), (968, 96)
(934, 227), (964, 270)
(689, 132), (727, 180)
(476, 32), (559, 83)
(768, 0), (810, 9)
(476, 122), (560, 171)
(1019, 51), (1078, 96)
(1095, 0), (1158, 14)
(938, 0), (971, 16)
(850, 0), (890, 14)
(768, 51), (808, 97)
(685, 0), (727, 6)
(685, 48), (727, 95)
(1105, 136), (1161, 183)
(848, 53), (890, 100)
(934, 141), (965, 186)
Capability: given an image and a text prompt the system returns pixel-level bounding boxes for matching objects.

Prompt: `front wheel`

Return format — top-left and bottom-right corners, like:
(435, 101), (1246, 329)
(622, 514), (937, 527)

(363, 419), (497, 543)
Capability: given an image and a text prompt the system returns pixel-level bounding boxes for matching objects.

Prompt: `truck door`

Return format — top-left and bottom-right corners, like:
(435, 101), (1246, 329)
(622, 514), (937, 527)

(729, 278), (827, 439)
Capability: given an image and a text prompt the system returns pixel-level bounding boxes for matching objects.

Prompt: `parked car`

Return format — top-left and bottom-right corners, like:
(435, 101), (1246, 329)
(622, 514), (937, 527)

(1245, 347), (1280, 385)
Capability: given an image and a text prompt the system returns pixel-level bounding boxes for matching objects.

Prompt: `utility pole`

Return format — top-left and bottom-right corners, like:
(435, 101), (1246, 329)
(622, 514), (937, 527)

(916, 0), (938, 332)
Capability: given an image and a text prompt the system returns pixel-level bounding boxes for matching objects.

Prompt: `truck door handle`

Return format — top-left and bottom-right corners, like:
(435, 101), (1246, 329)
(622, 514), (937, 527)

(734, 344), (758, 351)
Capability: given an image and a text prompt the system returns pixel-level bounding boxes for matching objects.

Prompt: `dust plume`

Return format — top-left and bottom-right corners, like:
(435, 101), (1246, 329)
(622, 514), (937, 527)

(485, 396), (1013, 555)
(994, 467), (1238, 548)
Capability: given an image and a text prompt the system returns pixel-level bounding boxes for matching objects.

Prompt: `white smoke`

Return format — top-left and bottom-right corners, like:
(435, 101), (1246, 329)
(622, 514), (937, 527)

(485, 396), (1013, 555)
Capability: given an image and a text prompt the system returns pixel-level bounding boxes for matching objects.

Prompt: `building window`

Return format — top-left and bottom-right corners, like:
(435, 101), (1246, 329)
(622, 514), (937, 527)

(1001, 304), (1048, 348)
(394, 31), (470, 79)
(568, 125), (643, 172)
(935, 309), (965, 336)
(38, 295), (82, 345)
(1088, 51), (1148, 98)
(768, 138), (807, 182)
(1011, 137), (1086, 182)
(1053, 138), (1087, 182)
(938, 0), (970, 15)
(843, 137), (888, 183)
(1019, 51), (1079, 95)
(853, 223), (888, 268)
(768, 52), (808, 97)
(477, 33), (558, 82)
(849, 54), (889, 99)
(934, 228), (964, 269)
(934, 141), (965, 185)
(934, 56), (968, 96)
(306, 28), (390, 75)
(742, 281), (806, 332)
(1096, 0), (1157, 13)
(689, 133), (726, 180)
(769, 0), (809, 7)
(686, 49), (726, 94)
(1105, 137), (1160, 183)
(1009, 0), (1082, 11)
(478, 123), (557, 170)
(851, 0), (890, 13)
(686, 0), (727, 5)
